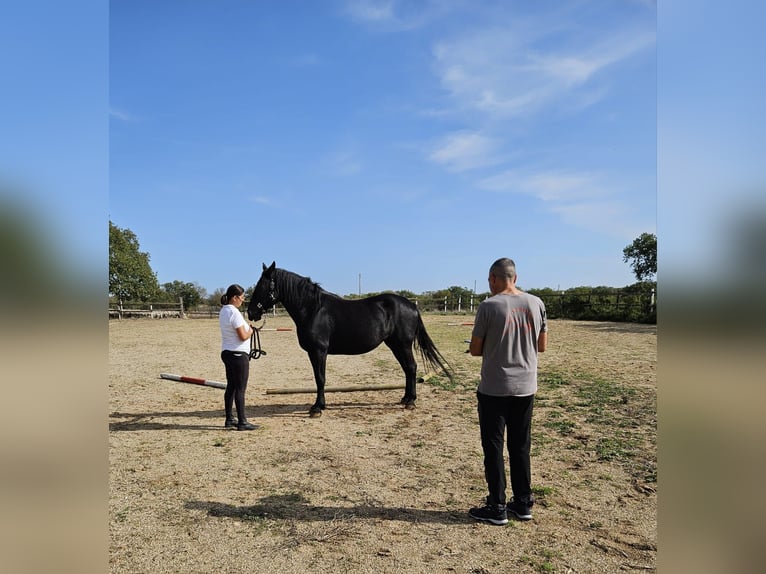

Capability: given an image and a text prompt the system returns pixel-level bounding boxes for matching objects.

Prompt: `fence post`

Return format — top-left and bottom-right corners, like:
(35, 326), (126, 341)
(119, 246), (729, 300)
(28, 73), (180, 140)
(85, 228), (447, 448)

(470, 294), (474, 312)
(458, 296), (462, 312)
(179, 297), (185, 318)
(443, 296), (447, 313)
(559, 292), (564, 318)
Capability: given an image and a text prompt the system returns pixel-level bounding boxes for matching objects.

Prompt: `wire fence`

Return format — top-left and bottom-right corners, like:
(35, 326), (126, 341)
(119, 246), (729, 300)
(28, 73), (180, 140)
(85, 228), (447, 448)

(110, 287), (656, 324)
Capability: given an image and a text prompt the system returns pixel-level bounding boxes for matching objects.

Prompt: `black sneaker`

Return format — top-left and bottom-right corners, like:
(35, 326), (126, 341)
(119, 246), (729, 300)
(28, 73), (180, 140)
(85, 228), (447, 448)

(469, 502), (508, 525)
(507, 499), (533, 521)
(236, 421), (259, 431)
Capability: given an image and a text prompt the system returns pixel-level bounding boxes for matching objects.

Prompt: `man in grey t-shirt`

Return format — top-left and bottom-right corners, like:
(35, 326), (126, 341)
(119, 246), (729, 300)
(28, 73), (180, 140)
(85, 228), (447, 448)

(468, 258), (548, 525)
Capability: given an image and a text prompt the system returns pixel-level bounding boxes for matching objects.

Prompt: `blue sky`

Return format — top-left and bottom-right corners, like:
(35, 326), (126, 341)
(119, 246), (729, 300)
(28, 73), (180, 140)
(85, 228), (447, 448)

(108, 0), (657, 296)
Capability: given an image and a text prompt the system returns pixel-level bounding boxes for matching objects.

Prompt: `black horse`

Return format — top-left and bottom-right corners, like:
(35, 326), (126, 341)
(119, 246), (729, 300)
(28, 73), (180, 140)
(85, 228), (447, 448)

(247, 262), (452, 417)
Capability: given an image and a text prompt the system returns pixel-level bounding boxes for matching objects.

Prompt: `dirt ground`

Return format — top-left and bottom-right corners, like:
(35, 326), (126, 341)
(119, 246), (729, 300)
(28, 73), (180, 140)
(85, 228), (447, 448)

(109, 314), (656, 573)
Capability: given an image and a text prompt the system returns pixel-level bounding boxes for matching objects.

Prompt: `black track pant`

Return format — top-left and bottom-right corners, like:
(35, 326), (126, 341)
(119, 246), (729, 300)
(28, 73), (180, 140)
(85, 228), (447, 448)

(477, 391), (535, 507)
(221, 351), (250, 423)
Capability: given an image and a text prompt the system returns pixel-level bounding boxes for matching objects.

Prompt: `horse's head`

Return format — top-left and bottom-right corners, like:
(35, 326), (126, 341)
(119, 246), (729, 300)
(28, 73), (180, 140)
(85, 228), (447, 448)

(247, 261), (277, 321)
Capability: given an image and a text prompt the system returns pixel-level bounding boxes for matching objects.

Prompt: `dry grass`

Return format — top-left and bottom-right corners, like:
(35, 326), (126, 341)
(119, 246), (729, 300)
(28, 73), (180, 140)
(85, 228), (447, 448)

(109, 315), (656, 573)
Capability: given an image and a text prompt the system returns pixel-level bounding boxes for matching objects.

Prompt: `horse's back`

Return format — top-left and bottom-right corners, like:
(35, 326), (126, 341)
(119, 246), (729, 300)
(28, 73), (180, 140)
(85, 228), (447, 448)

(324, 292), (416, 316)
(317, 293), (419, 354)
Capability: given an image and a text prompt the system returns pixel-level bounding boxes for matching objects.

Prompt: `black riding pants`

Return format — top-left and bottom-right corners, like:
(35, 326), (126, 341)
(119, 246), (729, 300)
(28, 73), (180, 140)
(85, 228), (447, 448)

(477, 391), (535, 507)
(221, 351), (250, 423)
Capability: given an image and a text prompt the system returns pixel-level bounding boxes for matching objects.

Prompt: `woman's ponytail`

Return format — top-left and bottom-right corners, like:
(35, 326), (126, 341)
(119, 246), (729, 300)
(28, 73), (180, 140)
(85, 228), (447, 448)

(222, 284), (245, 306)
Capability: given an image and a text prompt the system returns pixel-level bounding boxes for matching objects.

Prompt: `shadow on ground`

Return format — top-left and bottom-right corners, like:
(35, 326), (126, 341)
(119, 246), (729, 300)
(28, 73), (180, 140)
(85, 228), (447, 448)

(574, 322), (656, 335)
(109, 400), (411, 431)
(185, 494), (471, 525)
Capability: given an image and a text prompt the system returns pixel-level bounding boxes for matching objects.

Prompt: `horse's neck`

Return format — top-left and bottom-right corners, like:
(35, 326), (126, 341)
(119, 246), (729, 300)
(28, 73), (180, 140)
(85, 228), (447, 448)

(277, 271), (319, 323)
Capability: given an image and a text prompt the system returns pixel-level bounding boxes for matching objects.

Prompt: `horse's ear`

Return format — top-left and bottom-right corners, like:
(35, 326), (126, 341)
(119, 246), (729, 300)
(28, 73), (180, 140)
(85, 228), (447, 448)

(262, 263), (267, 271)
(268, 261), (276, 273)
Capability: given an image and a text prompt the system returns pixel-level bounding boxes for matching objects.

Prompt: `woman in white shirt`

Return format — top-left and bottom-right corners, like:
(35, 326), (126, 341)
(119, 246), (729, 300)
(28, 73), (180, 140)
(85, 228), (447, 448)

(219, 284), (258, 430)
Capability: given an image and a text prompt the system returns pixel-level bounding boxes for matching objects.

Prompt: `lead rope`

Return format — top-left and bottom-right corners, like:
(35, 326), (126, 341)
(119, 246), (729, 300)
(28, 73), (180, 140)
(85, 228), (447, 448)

(249, 321), (267, 360)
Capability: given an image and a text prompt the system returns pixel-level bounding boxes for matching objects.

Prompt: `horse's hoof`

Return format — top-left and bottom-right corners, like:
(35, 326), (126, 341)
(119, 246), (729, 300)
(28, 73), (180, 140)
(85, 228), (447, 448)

(309, 410), (322, 418)
(405, 402), (417, 410)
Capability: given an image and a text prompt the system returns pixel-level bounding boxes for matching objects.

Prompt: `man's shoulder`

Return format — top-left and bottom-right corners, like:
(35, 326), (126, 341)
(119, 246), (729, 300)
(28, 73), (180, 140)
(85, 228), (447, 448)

(523, 292), (546, 310)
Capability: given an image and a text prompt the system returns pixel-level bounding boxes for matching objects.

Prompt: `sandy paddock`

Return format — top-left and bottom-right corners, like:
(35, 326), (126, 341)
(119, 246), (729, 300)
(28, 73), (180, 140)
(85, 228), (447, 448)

(109, 314), (656, 573)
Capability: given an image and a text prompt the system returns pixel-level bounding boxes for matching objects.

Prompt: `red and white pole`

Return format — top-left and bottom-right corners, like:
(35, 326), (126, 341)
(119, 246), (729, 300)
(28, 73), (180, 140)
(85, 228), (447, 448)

(159, 373), (227, 390)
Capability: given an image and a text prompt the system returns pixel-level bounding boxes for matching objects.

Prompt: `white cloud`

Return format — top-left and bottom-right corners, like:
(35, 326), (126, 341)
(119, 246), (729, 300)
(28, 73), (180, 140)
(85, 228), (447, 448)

(534, 30), (655, 86)
(549, 201), (633, 238)
(248, 195), (275, 206)
(342, 0), (395, 23)
(432, 22), (655, 119)
(290, 53), (321, 67)
(323, 150), (363, 177)
(342, 0), (465, 31)
(478, 168), (643, 238)
(110, 107), (138, 122)
(428, 131), (500, 172)
(478, 169), (605, 202)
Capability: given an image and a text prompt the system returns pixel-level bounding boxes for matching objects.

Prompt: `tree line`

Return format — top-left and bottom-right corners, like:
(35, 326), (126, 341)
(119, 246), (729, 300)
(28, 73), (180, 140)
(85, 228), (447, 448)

(109, 220), (656, 322)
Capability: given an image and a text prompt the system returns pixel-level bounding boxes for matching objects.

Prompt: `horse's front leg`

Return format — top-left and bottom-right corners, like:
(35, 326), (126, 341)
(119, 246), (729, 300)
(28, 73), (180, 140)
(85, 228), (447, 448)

(307, 350), (327, 418)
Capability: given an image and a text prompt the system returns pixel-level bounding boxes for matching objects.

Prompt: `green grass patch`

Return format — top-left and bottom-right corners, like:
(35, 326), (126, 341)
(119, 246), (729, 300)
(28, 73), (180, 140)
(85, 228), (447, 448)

(575, 376), (635, 407)
(423, 373), (474, 392)
(540, 371), (570, 387)
(532, 485), (555, 498)
(542, 412), (577, 436)
(595, 434), (639, 461)
(536, 367), (655, 481)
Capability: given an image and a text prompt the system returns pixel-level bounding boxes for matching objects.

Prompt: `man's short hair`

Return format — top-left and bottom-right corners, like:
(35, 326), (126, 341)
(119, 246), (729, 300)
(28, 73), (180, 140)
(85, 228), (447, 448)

(490, 258), (517, 281)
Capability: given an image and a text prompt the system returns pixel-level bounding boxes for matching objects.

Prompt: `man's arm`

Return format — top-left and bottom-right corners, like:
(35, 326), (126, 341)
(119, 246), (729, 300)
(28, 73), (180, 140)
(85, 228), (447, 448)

(469, 336), (484, 356)
(537, 330), (548, 352)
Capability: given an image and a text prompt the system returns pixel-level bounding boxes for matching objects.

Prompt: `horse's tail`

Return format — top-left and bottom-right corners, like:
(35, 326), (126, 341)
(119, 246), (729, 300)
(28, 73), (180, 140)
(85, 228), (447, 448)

(414, 313), (453, 381)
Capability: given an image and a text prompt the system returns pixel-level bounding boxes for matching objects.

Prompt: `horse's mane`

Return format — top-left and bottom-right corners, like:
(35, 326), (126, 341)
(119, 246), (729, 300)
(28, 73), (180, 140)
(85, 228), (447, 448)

(275, 268), (325, 310)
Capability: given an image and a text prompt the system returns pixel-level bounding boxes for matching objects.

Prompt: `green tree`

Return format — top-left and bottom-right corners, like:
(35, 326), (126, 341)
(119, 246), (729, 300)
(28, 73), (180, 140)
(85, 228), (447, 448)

(161, 280), (206, 309)
(623, 232), (657, 282)
(446, 285), (472, 302)
(393, 289), (417, 299)
(109, 221), (159, 301)
(209, 287), (226, 306)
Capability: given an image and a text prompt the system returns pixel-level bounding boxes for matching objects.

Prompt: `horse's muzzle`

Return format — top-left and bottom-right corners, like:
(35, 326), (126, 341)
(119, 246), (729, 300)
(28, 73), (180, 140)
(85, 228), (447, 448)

(247, 302), (265, 321)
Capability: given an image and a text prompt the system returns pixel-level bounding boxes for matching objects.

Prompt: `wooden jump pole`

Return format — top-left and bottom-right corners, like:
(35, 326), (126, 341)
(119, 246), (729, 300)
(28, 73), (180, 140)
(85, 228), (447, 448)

(160, 373), (227, 390)
(266, 383), (405, 395)
(265, 373), (437, 395)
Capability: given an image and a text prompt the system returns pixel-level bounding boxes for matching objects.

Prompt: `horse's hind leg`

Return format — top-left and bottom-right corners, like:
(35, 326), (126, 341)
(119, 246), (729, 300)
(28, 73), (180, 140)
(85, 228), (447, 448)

(307, 350), (328, 418)
(385, 341), (418, 409)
